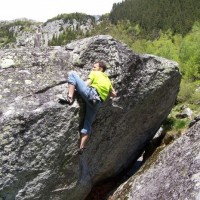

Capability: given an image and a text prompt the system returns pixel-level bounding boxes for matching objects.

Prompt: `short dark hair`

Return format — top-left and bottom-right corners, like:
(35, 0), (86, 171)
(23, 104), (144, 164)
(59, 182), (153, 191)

(98, 61), (107, 72)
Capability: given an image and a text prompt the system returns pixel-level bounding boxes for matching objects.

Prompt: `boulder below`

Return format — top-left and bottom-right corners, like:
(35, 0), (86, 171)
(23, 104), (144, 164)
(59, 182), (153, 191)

(0, 35), (181, 200)
(109, 121), (200, 200)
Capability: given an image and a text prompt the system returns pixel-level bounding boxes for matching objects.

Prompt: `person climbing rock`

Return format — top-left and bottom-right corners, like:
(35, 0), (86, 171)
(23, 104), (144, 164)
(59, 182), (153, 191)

(61, 61), (117, 155)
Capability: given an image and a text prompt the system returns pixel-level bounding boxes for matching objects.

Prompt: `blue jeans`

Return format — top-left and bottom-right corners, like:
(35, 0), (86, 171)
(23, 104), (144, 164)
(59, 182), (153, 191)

(67, 71), (102, 134)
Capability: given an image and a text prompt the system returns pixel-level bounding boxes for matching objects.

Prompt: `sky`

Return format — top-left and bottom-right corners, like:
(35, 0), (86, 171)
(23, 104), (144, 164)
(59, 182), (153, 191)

(0, 0), (123, 22)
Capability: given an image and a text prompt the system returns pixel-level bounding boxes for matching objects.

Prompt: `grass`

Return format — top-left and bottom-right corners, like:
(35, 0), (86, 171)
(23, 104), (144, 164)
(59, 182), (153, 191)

(162, 116), (190, 132)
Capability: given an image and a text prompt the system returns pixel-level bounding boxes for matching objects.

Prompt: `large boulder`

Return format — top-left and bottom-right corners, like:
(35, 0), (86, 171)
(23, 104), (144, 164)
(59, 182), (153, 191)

(0, 35), (181, 200)
(109, 121), (200, 200)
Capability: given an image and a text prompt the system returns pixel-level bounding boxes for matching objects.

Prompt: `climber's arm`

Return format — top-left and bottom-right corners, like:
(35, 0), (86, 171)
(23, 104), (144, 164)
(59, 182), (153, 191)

(85, 79), (92, 86)
(110, 88), (117, 97)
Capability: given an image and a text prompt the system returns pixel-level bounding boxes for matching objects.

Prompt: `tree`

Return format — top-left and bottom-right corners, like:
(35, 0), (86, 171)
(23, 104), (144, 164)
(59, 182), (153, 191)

(179, 22), (200, 80)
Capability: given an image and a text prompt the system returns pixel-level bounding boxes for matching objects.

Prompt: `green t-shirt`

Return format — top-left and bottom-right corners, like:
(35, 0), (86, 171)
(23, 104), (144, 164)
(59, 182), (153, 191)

(88, 71), (113, 101)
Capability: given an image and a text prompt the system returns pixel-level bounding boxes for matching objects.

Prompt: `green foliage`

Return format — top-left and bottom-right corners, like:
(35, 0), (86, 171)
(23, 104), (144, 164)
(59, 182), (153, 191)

(0, 26), (16, 47)
(109, 0), (200, 36)
(177, 80), (196, 103)
(179, 22), (200, 80)
(162, 117), (176, 131)
(177, 79), (200, 105)
(45, 12), (95, 25)
(133, 30), (182, 61)
(49, 27), (84, 46)
(189, 91), (200, 105)
(89, 20), (143, 47)
(89, 19), (114, 36)
(107, 20), (138, 45)
(162, 116), (189, 132)
(174, 119), (189, 130)
(99, 13), (110, 21)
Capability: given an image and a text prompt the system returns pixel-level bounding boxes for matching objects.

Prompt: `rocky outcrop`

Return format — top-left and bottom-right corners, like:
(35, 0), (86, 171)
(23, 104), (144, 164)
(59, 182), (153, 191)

(0, 35), (181, 200)
(189, 115), (200, 128)
(109, 120), (200, 200)
(2, 16), (95, 48)
(42, 18), (94, 40)
(176, 105), (193, 119)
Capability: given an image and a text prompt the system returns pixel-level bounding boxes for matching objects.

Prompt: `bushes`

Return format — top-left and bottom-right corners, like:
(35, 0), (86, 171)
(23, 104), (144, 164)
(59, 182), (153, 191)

(0, 27), (16, 46)
(177, 80), (196, 103)
(179, 22), (200, 80)
(45, 13), (95, 25)
(177, 80), (200, 105)
(162, 116), (190, 132)
(48, 27), (85, 46)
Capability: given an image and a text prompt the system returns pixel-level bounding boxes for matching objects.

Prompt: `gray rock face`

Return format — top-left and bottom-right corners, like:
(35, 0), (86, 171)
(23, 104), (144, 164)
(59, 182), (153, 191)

(3, 17), (95, 48)
(0, 35), (181, 200)
(110, 122), (200, 200)
(42, 18), (94, 40)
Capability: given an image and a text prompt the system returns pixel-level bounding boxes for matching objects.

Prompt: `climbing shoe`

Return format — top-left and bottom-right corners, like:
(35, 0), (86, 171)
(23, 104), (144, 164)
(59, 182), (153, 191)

(77, 148), (85, 155)
(58, 96), (73, 105)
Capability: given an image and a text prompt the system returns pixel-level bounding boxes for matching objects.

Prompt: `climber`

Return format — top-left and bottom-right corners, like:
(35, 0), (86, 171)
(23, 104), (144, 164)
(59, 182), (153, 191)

(62, 61), (117, 155)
